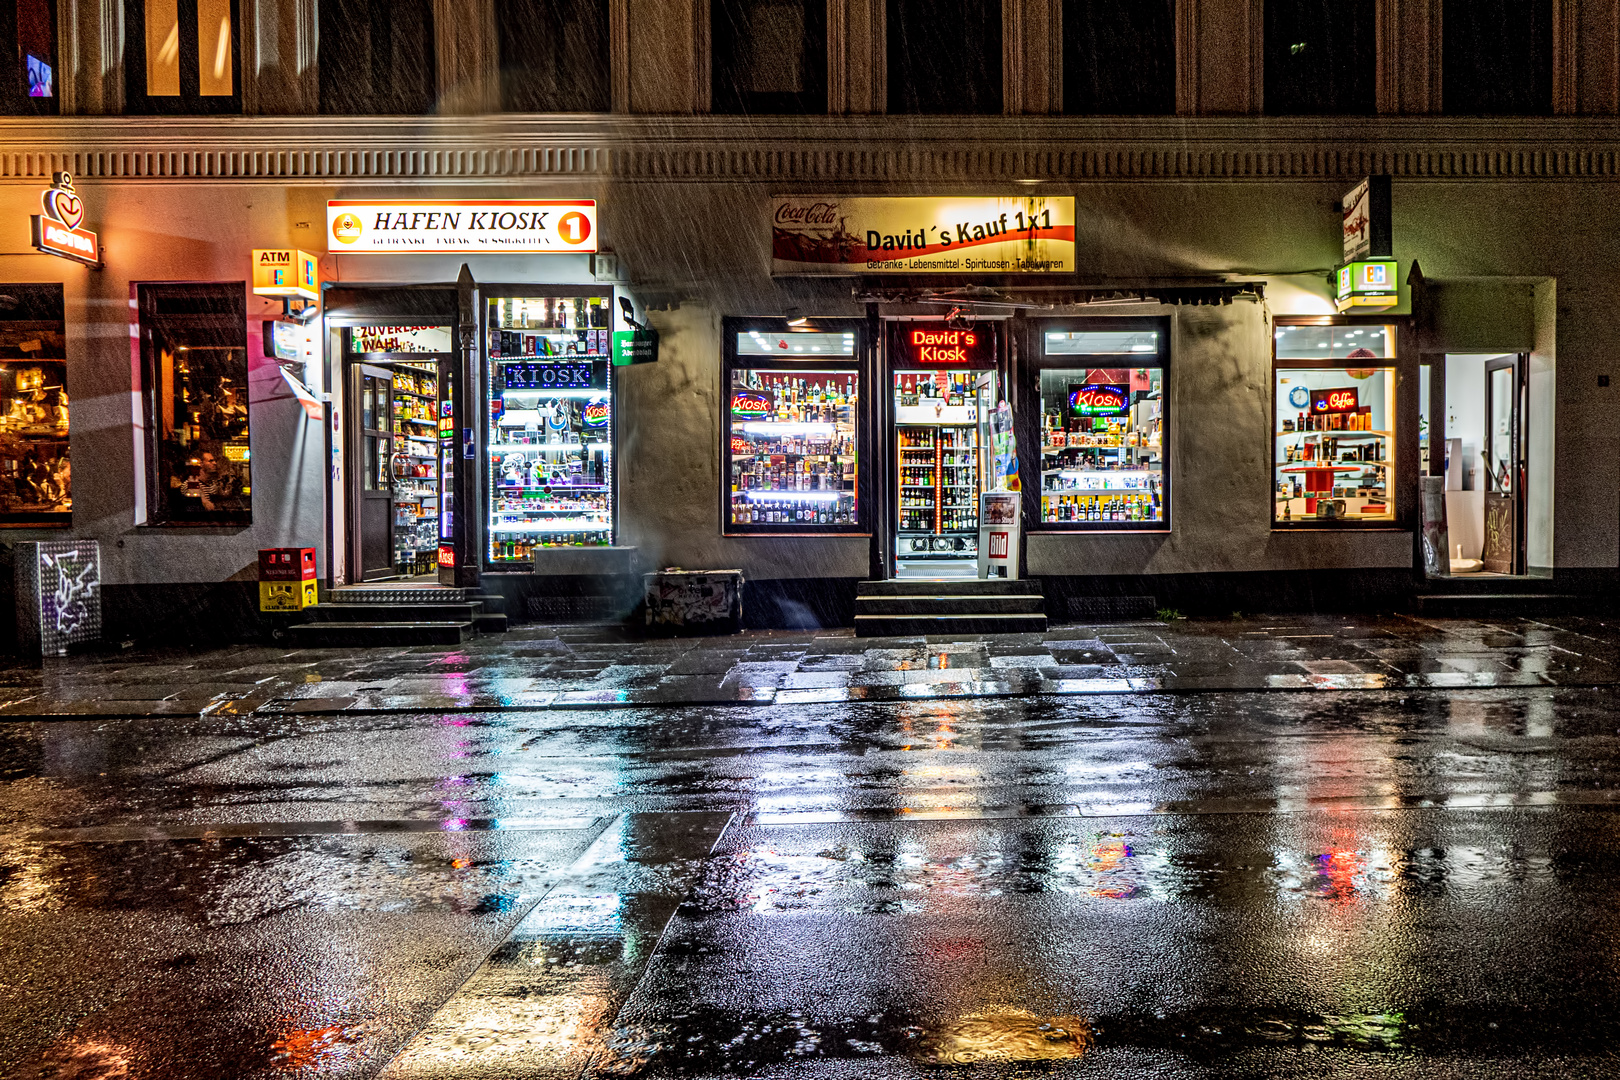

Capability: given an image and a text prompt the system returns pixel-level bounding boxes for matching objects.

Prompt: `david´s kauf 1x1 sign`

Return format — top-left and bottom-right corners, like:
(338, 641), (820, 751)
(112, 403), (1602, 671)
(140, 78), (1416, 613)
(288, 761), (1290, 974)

(771, 196), (1074, 275)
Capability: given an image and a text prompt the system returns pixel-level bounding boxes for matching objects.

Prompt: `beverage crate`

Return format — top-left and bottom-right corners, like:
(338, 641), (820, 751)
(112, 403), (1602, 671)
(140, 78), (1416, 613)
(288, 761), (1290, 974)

(259, 547), (316, 581)
(260, 579), (318, 611)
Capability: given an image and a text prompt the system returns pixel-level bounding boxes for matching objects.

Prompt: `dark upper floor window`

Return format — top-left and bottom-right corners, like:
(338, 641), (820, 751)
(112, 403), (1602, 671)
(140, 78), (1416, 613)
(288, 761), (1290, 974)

(1264, 0), (1375, 114)
(1062, 0), (1174, 114)
(496, 0), (610, 111)
(0, 0), (55, 115)
(318, 0), (435, 115)
(124, 0), (240, 114)
(713, 0), (826, 114)
(887, 0), (1001, 114)
(1443, 0), (1552, 114)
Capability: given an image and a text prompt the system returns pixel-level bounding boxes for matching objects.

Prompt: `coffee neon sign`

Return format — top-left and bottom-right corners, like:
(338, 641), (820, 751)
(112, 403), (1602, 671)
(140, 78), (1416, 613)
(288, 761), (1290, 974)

(1071, 384), (1127, 416)
(1310, 387), (1359, 414)
(900, 323), (995, 366)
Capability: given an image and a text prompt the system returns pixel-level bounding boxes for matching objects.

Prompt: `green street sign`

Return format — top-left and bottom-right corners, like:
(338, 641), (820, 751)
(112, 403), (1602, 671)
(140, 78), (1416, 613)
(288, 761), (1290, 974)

(612, 329), (659, 366)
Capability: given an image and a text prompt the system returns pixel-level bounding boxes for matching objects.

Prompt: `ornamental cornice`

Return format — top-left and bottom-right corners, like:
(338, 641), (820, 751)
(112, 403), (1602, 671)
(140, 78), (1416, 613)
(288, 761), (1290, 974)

(0, 115), (1613, 184)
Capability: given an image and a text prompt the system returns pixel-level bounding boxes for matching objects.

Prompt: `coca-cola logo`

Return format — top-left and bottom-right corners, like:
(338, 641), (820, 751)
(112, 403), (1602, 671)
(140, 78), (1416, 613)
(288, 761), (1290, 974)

(774, 201), (841, 227)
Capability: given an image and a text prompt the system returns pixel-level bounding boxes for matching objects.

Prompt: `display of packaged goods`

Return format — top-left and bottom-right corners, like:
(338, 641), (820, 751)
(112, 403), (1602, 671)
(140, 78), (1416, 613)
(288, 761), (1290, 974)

(1038, 366), (1166, 526)
(486, 297), (615, 561)
(727, 368), (859, 529)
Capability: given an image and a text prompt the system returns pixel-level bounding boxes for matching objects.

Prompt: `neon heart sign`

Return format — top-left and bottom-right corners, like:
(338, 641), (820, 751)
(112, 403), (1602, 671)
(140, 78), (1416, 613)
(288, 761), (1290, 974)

(44, 187), (82, 229)
(30, 172), (99, 267)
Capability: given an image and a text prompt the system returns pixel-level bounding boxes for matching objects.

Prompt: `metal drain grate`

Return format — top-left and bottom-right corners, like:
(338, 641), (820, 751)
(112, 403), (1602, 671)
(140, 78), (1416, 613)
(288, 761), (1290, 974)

(329, 587), (473, 604)
(1065, 595), (1157, 622)
(526, 595), (622, 622)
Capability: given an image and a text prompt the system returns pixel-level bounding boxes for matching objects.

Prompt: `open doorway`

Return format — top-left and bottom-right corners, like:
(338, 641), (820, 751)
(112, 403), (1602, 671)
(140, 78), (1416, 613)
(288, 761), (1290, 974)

(343, 326), (453, 582)
(892, 367), (996, 578)
(1442, 352), (1534, 576)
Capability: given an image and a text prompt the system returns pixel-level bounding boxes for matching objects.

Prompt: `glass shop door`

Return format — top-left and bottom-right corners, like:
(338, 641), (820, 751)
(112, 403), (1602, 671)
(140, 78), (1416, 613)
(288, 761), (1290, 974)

(349, 364), (395, 581)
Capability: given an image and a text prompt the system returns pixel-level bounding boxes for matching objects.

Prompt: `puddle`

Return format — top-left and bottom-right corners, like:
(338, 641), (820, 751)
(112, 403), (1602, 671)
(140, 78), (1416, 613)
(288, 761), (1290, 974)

(912, 1007), (1092, 1064)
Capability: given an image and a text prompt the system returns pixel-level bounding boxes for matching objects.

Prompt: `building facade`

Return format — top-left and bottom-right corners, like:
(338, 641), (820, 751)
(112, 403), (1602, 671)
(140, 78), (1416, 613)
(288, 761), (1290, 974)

(0, 0), (1610, 640)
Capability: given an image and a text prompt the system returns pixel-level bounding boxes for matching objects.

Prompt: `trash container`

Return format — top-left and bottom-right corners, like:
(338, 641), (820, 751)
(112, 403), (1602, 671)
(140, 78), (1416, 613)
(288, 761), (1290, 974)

(644, 569), (743, 634)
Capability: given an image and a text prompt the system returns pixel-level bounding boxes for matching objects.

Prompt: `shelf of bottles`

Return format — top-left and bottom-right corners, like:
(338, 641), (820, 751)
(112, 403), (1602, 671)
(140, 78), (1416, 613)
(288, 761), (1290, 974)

(728, 368), (858, 527)
(391, 365), (441, 574)
(1039, 395), (1164, 526)
(897, 424), (980, 551)
(486, 295), (615, 563)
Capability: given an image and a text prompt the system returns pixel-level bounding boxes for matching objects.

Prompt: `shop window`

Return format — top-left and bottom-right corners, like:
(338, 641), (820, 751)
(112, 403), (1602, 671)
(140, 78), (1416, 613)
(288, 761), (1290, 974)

(318, 0), (434, 115)
(713, 0), (826, 114)
(485, 294), (615, 565)
(1061, 0), (1173, 115)
(887, 0), (1000, 114)
(0, 0), (56, 115)
(136, 284), (251, 525)
(723, 320), (862, 533)
(1034, 322), (1168, 529)
(1443, 0), (1552, 115)
(0, 284), (68, 526)
(124, 0), (240, 114)
(1264, 0), (1375, 115)
(496, 0), (609, 112)
(1273, 323), (1397, 526)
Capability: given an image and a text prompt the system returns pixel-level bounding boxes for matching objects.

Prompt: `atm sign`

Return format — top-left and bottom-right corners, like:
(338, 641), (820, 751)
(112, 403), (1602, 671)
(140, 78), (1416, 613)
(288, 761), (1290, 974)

(1311, 387), (1359, 414)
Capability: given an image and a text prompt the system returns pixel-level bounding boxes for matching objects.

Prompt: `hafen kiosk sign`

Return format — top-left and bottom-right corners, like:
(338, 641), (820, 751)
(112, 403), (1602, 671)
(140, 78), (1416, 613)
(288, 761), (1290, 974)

(772, 196), (1075, 275)
(327, 200), (597, 253)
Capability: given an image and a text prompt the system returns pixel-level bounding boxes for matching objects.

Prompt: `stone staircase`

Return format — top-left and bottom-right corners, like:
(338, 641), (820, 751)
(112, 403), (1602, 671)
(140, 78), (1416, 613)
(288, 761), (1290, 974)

(854, 578), (1047, 637)
(284, 586), (508, 647)
(1413, 573), (1583, 617)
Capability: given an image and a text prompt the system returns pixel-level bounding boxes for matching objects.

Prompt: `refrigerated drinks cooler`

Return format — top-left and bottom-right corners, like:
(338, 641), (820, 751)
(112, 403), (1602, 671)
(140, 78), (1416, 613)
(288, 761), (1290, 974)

(894, 370), (988, 561)
(485, 295), (615, 565)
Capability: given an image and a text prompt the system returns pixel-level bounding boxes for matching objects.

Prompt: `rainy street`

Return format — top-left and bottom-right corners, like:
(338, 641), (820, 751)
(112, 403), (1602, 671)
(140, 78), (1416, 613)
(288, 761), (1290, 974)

(6, 616), (1620, 1077)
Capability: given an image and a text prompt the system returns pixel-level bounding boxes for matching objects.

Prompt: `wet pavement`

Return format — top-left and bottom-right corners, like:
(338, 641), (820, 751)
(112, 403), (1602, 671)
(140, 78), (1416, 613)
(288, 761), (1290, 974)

(7, 614), (1620, 1076)
(0, 613), (1614, 720)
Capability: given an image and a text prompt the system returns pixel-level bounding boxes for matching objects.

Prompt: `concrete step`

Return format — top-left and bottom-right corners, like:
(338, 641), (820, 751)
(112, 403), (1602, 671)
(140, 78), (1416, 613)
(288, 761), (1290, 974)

(855, 613), (1049, 637)
(285, 621), (473, 647)
(857, 594), (1046, 616)
(307, 602), (483, 623)
(858, 578), (1038, 597)
(1414, 593), (1584, 617)
(1427, 575), (1560, 595)
(473, 612), (509, 633)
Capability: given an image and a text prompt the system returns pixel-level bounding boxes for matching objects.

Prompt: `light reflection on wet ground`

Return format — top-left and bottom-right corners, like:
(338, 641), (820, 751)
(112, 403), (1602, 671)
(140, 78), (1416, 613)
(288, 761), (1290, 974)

(8, 672), (1620, 1075)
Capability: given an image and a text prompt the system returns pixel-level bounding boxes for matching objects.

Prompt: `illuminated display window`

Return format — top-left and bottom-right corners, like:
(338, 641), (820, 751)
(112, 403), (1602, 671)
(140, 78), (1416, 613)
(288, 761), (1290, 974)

(136, 283), (251, 525)
(485, 294), (615, 565)
(1032, 321), (1168, 529)
(724, 319), (863, 533)
(0, 284), (68, 525)
(1273, 323), (1397, 525)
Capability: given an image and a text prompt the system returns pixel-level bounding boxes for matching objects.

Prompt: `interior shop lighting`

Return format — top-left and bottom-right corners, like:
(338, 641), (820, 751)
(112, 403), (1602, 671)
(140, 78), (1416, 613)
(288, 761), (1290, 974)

(490, 441), (611, 452)
(741, 490), (844, 501)
(490, 521), (607, 533)
(499, 389), (608, 400)
(739, 421), (837, 434)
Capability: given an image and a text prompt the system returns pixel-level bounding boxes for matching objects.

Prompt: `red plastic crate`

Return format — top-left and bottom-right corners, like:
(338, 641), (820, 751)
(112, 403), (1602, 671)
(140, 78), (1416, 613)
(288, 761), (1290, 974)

(258, 547), (316, 581)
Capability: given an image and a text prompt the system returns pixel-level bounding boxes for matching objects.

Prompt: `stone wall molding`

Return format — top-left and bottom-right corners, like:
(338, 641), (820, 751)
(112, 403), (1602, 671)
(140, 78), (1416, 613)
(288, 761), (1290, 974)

(3, 116), (1620, 183)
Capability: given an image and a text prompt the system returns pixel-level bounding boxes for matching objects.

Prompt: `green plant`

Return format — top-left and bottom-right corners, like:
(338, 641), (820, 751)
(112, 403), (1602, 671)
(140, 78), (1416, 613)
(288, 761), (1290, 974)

(1231, 610), (1244, 622)
(1156, 607), (1185, 622)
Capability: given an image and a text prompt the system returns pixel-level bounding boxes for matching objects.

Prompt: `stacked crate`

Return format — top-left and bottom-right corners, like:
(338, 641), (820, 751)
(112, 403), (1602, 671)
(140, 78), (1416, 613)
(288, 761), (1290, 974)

(259, 548), (317, 611)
